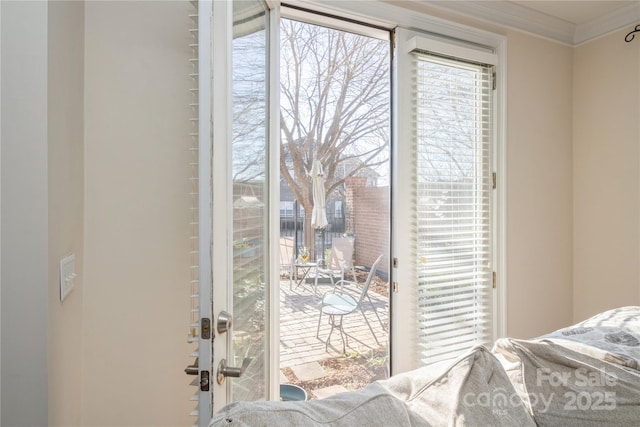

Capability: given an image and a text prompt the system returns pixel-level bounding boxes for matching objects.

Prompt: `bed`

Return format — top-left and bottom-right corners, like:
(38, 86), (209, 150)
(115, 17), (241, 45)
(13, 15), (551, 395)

(210, 306), (640, 426)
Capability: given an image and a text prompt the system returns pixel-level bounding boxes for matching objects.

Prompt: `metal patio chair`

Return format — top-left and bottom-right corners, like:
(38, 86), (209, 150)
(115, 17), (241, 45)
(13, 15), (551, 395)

(316, 254), (384, 352)
(314, 237), (357, 289)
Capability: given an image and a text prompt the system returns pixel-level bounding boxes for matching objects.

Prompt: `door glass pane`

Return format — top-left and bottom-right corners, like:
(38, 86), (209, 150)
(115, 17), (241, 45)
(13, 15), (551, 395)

(279, 17), (391, 399)
(231, 0), (268, 401)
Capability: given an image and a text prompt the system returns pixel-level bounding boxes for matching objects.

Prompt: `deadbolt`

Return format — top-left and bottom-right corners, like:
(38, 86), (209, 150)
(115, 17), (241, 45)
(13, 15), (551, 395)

(201, 318), (211, 339)
(217, 311), (232, 334)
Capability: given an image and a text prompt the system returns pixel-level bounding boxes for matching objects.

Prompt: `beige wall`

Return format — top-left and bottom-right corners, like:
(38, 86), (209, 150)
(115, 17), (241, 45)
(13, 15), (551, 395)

(83, 1), (193, 425)
(505, 31), (575, 337)
(48, 1), (85, 425)
(573, 29), (640, 321)
(1, 1), (49, 425)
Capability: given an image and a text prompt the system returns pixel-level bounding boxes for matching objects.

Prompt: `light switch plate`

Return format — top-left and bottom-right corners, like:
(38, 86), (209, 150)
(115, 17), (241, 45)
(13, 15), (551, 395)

(60, 254), (76, 301)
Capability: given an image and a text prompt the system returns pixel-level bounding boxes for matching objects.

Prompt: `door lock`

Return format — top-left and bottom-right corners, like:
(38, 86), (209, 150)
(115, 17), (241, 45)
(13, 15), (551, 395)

(201, 318), (211, 340)
(216, 357), (252, 385)
(217, 311), (232, 334)
(200, 370), (210, 391)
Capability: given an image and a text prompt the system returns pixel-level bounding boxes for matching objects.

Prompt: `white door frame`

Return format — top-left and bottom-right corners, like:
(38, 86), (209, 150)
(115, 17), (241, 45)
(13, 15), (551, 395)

(198, 0), (215, 423)
(210, 0), (234, 413)
(267, 4), (282, 403)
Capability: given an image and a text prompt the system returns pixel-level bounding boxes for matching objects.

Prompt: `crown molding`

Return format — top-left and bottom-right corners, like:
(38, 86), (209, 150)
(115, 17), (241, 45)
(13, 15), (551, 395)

(417, 1), (640, 46)
(574, 2), (640, 45)
(290, 0), (640, 46)
(287, 0), (508, 48)
(425, 1), (576, 45)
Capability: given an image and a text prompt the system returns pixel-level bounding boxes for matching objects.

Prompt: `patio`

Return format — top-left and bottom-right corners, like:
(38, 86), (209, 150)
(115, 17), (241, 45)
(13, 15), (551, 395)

(279, 274), (389, 369)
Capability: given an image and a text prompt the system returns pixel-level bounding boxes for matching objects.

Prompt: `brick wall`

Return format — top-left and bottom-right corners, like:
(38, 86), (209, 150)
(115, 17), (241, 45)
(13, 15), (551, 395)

(346, 177), (390, 278)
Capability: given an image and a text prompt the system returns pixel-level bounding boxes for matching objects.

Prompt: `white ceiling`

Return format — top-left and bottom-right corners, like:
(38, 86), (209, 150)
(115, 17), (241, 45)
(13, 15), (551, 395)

(513, 1), (634, 25)
(423, 0), (640, 45)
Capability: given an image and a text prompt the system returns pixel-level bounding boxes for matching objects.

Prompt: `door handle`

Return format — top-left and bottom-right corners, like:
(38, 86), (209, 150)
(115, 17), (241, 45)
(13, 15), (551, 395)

(216, 357), (252, 384)
(185, 357), (199, 376)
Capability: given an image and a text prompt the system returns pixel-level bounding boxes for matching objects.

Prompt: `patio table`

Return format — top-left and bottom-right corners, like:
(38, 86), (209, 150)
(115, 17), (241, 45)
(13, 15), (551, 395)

(290, 262), (318, 293)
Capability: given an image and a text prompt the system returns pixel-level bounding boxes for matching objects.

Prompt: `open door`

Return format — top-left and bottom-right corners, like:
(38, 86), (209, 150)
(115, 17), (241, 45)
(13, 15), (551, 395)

(192, 0), (279, 424)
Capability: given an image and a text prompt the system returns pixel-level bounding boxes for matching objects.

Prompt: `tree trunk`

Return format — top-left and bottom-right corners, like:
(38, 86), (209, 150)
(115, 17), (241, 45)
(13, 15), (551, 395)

(301, 202), (316, 261)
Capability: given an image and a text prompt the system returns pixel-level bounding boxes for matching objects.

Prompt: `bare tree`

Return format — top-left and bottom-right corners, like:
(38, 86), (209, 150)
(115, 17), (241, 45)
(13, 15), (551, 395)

(280, 19), (390, 257)
(233, 30), (267, 183)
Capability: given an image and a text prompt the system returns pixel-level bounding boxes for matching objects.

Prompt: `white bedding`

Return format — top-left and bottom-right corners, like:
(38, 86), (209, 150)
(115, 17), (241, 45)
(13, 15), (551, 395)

(210, 306), (640, 426)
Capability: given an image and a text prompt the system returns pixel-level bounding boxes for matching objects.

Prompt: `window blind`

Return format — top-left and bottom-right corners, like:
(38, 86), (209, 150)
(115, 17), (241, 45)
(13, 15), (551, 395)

(188, 2), (200, 425)
(412, 51), (494, 366)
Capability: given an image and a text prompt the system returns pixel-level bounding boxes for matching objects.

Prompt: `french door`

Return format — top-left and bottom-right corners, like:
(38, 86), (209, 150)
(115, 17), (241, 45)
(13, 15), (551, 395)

(197, 0), (279, 422)
(393, 27), (501, 373)
(195, 2), (502, 424)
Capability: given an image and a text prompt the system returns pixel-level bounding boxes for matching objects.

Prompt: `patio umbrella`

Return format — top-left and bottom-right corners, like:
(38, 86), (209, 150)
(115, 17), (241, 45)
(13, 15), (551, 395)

(310, 160), (328, 229)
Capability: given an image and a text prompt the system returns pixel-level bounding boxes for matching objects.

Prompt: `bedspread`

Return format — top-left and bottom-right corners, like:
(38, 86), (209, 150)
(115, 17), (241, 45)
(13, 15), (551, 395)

(210, 347), (535, 426)
(210, 306), (640, 427)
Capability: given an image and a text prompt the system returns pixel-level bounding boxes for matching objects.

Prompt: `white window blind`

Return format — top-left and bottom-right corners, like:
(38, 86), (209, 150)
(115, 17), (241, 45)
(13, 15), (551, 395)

(187, 2), (202, 425)
(412, 51), (494, 366)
